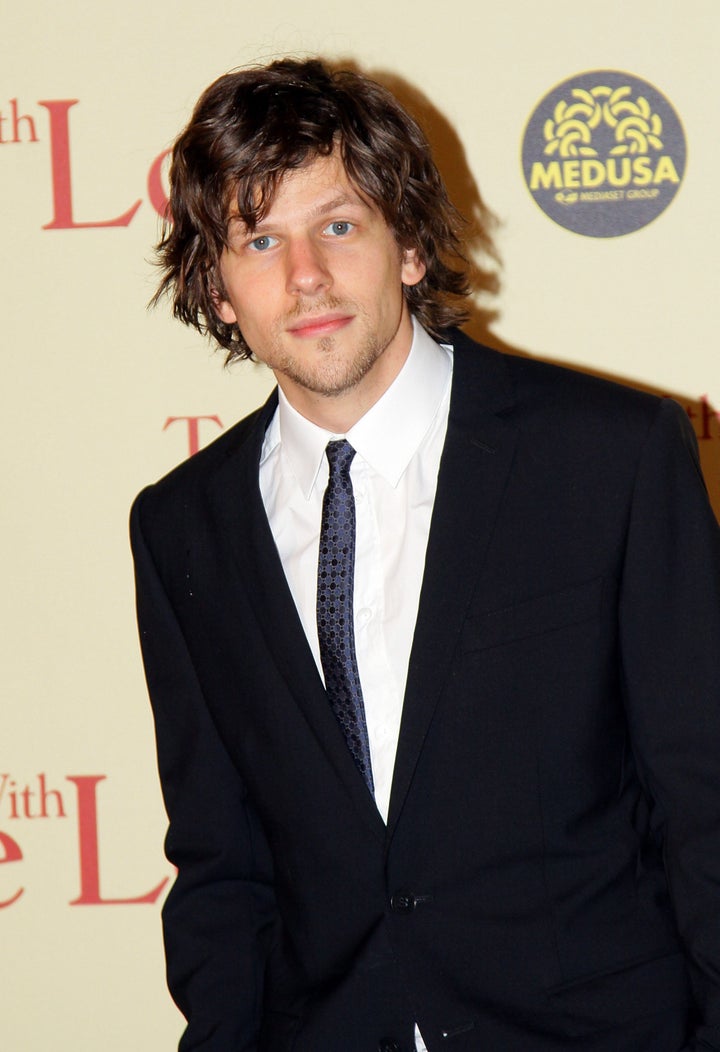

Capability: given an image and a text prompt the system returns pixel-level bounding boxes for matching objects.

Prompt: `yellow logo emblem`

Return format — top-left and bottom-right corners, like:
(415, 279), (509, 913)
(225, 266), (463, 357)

(522, 72), (686, 236)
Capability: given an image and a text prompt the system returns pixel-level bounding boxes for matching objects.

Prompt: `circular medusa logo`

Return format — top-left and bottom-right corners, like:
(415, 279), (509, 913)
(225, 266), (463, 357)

(521, 71), (687, 237)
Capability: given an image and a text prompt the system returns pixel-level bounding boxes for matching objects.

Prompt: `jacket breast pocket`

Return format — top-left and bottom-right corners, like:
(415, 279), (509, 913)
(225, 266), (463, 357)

(461, 576), (607, 653)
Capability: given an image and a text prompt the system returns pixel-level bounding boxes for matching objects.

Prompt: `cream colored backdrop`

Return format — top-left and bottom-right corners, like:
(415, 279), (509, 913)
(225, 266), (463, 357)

(3, 2), (719, 1048)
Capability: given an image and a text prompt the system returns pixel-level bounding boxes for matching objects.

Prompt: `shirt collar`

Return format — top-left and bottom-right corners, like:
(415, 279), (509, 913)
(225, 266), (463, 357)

(261, 317), (453, 499)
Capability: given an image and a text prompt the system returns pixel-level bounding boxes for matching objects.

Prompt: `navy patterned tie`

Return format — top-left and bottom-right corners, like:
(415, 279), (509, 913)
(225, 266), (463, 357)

(316, 440), (374, 792)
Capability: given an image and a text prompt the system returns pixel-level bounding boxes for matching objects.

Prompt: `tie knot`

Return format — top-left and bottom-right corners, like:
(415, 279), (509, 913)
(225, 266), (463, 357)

(325, 439), (356, 478)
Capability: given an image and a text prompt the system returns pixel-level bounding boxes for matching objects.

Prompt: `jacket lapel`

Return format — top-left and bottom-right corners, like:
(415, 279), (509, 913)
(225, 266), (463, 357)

(205, 392), (385, 840)
(387, 338), (518, 836)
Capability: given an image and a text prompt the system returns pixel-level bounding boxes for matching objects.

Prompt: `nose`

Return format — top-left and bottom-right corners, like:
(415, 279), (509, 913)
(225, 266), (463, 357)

(285, 236), (331, 296)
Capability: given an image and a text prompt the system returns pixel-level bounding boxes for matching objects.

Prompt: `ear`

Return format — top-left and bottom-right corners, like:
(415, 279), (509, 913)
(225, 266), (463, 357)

(400, 247), (426, 288)
(210, 286), (238, 325)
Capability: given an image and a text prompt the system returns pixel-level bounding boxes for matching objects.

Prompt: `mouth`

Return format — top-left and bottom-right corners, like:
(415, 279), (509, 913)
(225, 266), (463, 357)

(286, 312), (354, 339)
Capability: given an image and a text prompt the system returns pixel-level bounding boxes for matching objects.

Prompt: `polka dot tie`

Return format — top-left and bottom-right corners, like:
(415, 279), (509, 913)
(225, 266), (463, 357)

(316, 440), (374, 792)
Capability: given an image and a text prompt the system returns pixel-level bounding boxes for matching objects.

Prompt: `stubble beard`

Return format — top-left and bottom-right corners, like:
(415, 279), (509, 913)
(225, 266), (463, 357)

(260, 300), (401, 398)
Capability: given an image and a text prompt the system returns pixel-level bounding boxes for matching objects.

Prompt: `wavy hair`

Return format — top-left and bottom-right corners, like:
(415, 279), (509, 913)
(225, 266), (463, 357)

(153, 58), (471, 360)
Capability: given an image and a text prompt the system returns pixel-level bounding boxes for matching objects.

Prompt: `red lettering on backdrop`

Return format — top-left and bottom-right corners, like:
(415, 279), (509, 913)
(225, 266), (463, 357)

(38, 100), (142, 230)
(687, 395), (720, 442)
(0, 830), (24, 908)
(164, 415), (224, 457)
(67, 775), (168, 906)
(147, 148), (171, 220)
(0, 99), (39, 144)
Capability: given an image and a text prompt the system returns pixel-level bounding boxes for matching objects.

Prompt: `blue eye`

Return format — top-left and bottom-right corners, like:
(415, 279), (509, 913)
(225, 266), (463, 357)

(324, 221), (353, 236)
(248, 234), (278, 252)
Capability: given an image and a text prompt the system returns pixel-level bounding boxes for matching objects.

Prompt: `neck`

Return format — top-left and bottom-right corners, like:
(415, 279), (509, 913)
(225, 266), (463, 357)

(286, 380), (391, 434)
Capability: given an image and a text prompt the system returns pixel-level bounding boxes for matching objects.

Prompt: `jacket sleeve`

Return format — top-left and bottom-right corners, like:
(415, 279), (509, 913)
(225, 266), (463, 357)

(130, 490), (277, 1052)
(618, 398), (720, 1051)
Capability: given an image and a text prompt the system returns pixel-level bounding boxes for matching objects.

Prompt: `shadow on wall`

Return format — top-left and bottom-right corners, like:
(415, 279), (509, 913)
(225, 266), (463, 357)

(357, 63), (720, 525)
(366, 65), (502, 343)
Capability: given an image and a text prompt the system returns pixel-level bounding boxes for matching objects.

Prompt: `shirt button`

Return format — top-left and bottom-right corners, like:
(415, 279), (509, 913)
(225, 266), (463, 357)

(390, 890), (416, 914)
(356, 607), (372, 627)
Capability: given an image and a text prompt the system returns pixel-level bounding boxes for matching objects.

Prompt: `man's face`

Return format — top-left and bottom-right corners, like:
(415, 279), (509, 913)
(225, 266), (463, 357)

(214, 150), (425, 427)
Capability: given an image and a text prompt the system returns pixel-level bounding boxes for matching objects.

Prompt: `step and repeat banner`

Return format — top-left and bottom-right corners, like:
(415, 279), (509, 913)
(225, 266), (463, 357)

(3, 1), (719, 1048)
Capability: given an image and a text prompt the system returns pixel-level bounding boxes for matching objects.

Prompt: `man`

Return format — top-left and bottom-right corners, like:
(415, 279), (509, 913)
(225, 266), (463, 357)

(131, 58), (720, 1051)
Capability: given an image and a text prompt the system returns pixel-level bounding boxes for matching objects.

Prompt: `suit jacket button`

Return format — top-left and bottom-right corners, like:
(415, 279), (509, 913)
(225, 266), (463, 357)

(378, 1041), (402, 1052)
(390, 890), (416, 913)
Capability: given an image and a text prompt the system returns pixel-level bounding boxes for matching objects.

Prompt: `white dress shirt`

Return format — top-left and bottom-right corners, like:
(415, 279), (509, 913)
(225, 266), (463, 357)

(259, 318), (453, 1052)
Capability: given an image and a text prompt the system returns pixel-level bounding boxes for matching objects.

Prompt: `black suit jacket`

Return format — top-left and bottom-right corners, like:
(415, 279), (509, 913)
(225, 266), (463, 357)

(131, 331), (720, 1051)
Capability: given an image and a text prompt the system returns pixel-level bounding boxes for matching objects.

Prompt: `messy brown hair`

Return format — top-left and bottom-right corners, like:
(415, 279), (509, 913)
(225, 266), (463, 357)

(153, 57), (470, 360)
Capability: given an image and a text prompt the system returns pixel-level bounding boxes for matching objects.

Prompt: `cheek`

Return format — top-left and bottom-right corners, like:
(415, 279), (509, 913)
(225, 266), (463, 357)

(223, 277), (274, 332)
(357, 251), (405, 307)
(378, 263), (409, 317)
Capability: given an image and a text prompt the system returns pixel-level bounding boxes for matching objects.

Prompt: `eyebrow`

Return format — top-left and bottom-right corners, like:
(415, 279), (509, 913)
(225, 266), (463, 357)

(226, 191), (367, 238)
(305, 193), (364, 219)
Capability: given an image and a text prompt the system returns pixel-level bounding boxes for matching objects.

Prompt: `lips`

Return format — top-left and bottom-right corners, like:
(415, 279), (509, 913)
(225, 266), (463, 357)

(287, 312), (354, 338)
